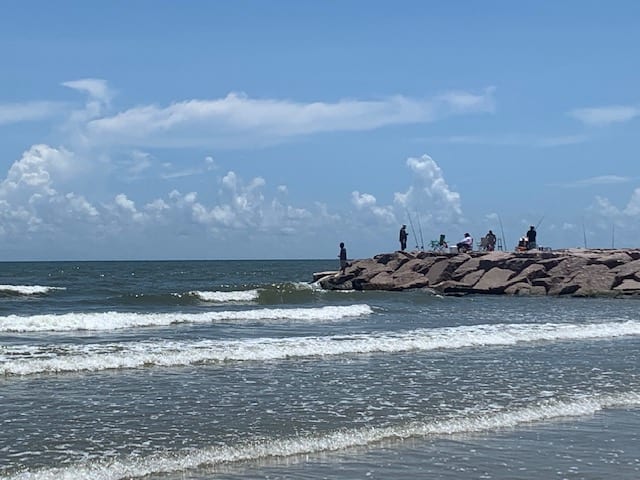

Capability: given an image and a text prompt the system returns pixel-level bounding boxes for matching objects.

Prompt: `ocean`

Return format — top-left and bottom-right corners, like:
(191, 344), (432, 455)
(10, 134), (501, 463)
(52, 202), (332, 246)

(1, 259), (639, 479)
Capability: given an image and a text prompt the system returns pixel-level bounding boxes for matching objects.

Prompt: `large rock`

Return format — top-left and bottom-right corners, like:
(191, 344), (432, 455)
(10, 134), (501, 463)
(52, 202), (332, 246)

(613, 278), (640, 292)
(473, 267), (516, 293)
(314, 249), (640, 297)
(508, 263), (548, 285)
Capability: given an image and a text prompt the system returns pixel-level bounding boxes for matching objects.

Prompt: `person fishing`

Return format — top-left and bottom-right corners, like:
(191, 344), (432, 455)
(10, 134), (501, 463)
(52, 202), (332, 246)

(399, 225), (408, 251)
(338, 242), (348, 273)
(526, 226), (537, 250)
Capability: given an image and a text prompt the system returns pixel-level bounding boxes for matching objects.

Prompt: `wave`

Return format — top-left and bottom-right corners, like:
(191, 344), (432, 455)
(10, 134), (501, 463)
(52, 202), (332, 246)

(5, 391), (640, 480)
(0, 284), (65, 296)
(187, 289), (260, 303)
(185, 283), (319, 305)
(4, 319), (640, 376)
(113, 283), (319, 307)
(0, 304), (373, 333)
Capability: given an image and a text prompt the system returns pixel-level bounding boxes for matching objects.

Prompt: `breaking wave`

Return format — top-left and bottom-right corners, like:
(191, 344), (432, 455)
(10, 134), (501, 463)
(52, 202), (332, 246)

(3, 319), (640, 375)
(0, 304), (373, 333)
(0, 285), (65, 296)
(5, 391), (639, 480)
(187, 289), (261, 303)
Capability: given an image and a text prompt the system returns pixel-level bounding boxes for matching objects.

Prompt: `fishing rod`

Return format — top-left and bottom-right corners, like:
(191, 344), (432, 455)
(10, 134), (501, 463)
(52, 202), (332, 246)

(611, 224), (615, 249)
(582, 217), (588, 248)
(415, 211), (425, 250)
(498, 214), (507, 251)
(405, 210), (419, 249)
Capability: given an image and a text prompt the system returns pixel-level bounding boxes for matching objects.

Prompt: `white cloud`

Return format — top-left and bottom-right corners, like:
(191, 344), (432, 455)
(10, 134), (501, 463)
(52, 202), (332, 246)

(549, 175), (631, 188)
(2, 144), (75, 195)
(0, 101), (63, 125)
(62, 79), (112, 103)
(624, 188), (640, 216)
(0, 143), (326, 245)
(569, 105), (640, 126)
(351, 191), (396, 224)
(394, 154), (463, 224)
(62, 78), (114, 131)
(114, 193), (137, 213)
(78, 89), (495, 148)
(0, 145), (100, 238)
(351, 191), (377, 209)
(435, 87), (496, 113)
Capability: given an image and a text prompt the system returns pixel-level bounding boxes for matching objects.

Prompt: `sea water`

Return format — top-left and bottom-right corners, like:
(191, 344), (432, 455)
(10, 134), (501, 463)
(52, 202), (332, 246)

(0, 260), (639, 479)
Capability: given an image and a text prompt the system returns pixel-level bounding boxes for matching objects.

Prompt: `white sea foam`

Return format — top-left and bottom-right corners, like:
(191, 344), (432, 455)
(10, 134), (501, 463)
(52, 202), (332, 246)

(5, 391), (640, 480)
(189, 289), (260, 302)
(0, 284), (65, 295)
(3, 319), (640, 375)
(0, 304), (373, 333)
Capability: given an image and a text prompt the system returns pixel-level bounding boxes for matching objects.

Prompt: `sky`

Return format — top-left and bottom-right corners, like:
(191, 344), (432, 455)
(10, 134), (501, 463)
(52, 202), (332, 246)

(0, 1), (639, 260)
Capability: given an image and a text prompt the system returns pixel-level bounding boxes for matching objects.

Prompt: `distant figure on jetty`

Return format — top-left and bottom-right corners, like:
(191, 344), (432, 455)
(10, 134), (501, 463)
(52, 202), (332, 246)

(338, 242), (348, 273)
(399, 225), (408, 251)
(526, 226), (537, 250)
(456, 233), (474, 253)
(486, 230), (497, 251)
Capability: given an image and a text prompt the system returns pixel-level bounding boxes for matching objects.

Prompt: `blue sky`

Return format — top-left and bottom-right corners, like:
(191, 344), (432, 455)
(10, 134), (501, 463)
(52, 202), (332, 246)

(1, 1), (639, 260)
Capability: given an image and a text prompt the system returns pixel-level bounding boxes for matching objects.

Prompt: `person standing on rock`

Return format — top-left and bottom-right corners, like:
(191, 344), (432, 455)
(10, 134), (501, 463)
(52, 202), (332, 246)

(486, 230), (497, 251)
(338, 242), (348, 273)
(526, 226), (537, 250)
(399, 225), (408, 251)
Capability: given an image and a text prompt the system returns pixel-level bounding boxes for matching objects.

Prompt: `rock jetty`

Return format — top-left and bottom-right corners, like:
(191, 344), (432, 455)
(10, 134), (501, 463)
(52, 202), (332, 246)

(314, 249), (640, 297)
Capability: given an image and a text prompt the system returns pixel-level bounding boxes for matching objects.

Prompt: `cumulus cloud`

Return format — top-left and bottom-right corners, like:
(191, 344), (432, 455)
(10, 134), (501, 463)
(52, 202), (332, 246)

(2, 144), (76, 195)
(0, 141), (325, 247)
(394, 154), (463, 224)
(569, 105), (640, 126)
(351, 191), (396, 224)
(0, 145), (100, 238)
(587, 189), (640, 234)
(77, 88), (495, 148)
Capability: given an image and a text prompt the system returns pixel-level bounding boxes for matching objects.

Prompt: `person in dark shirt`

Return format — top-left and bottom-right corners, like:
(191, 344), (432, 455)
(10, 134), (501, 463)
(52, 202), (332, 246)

(526, 226), (537, 250)
(486, 230), (497, 251)
(338, 242), (347, 273)
(399, 225), (408, 251)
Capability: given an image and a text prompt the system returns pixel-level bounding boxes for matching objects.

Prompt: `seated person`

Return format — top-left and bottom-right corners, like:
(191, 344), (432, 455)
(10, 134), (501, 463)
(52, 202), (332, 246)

(456, 233), (473, 252)
(517, 237), (528, 252)
(439, 234), (448, 248)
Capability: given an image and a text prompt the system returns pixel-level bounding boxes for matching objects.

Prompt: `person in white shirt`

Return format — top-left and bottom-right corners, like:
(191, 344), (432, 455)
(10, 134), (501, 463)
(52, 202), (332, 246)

(456, 233), (474, 253)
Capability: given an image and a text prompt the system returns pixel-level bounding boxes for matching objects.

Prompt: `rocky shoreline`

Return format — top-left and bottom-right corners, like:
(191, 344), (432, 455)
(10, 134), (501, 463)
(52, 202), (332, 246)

(314, 249), (640, 297)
